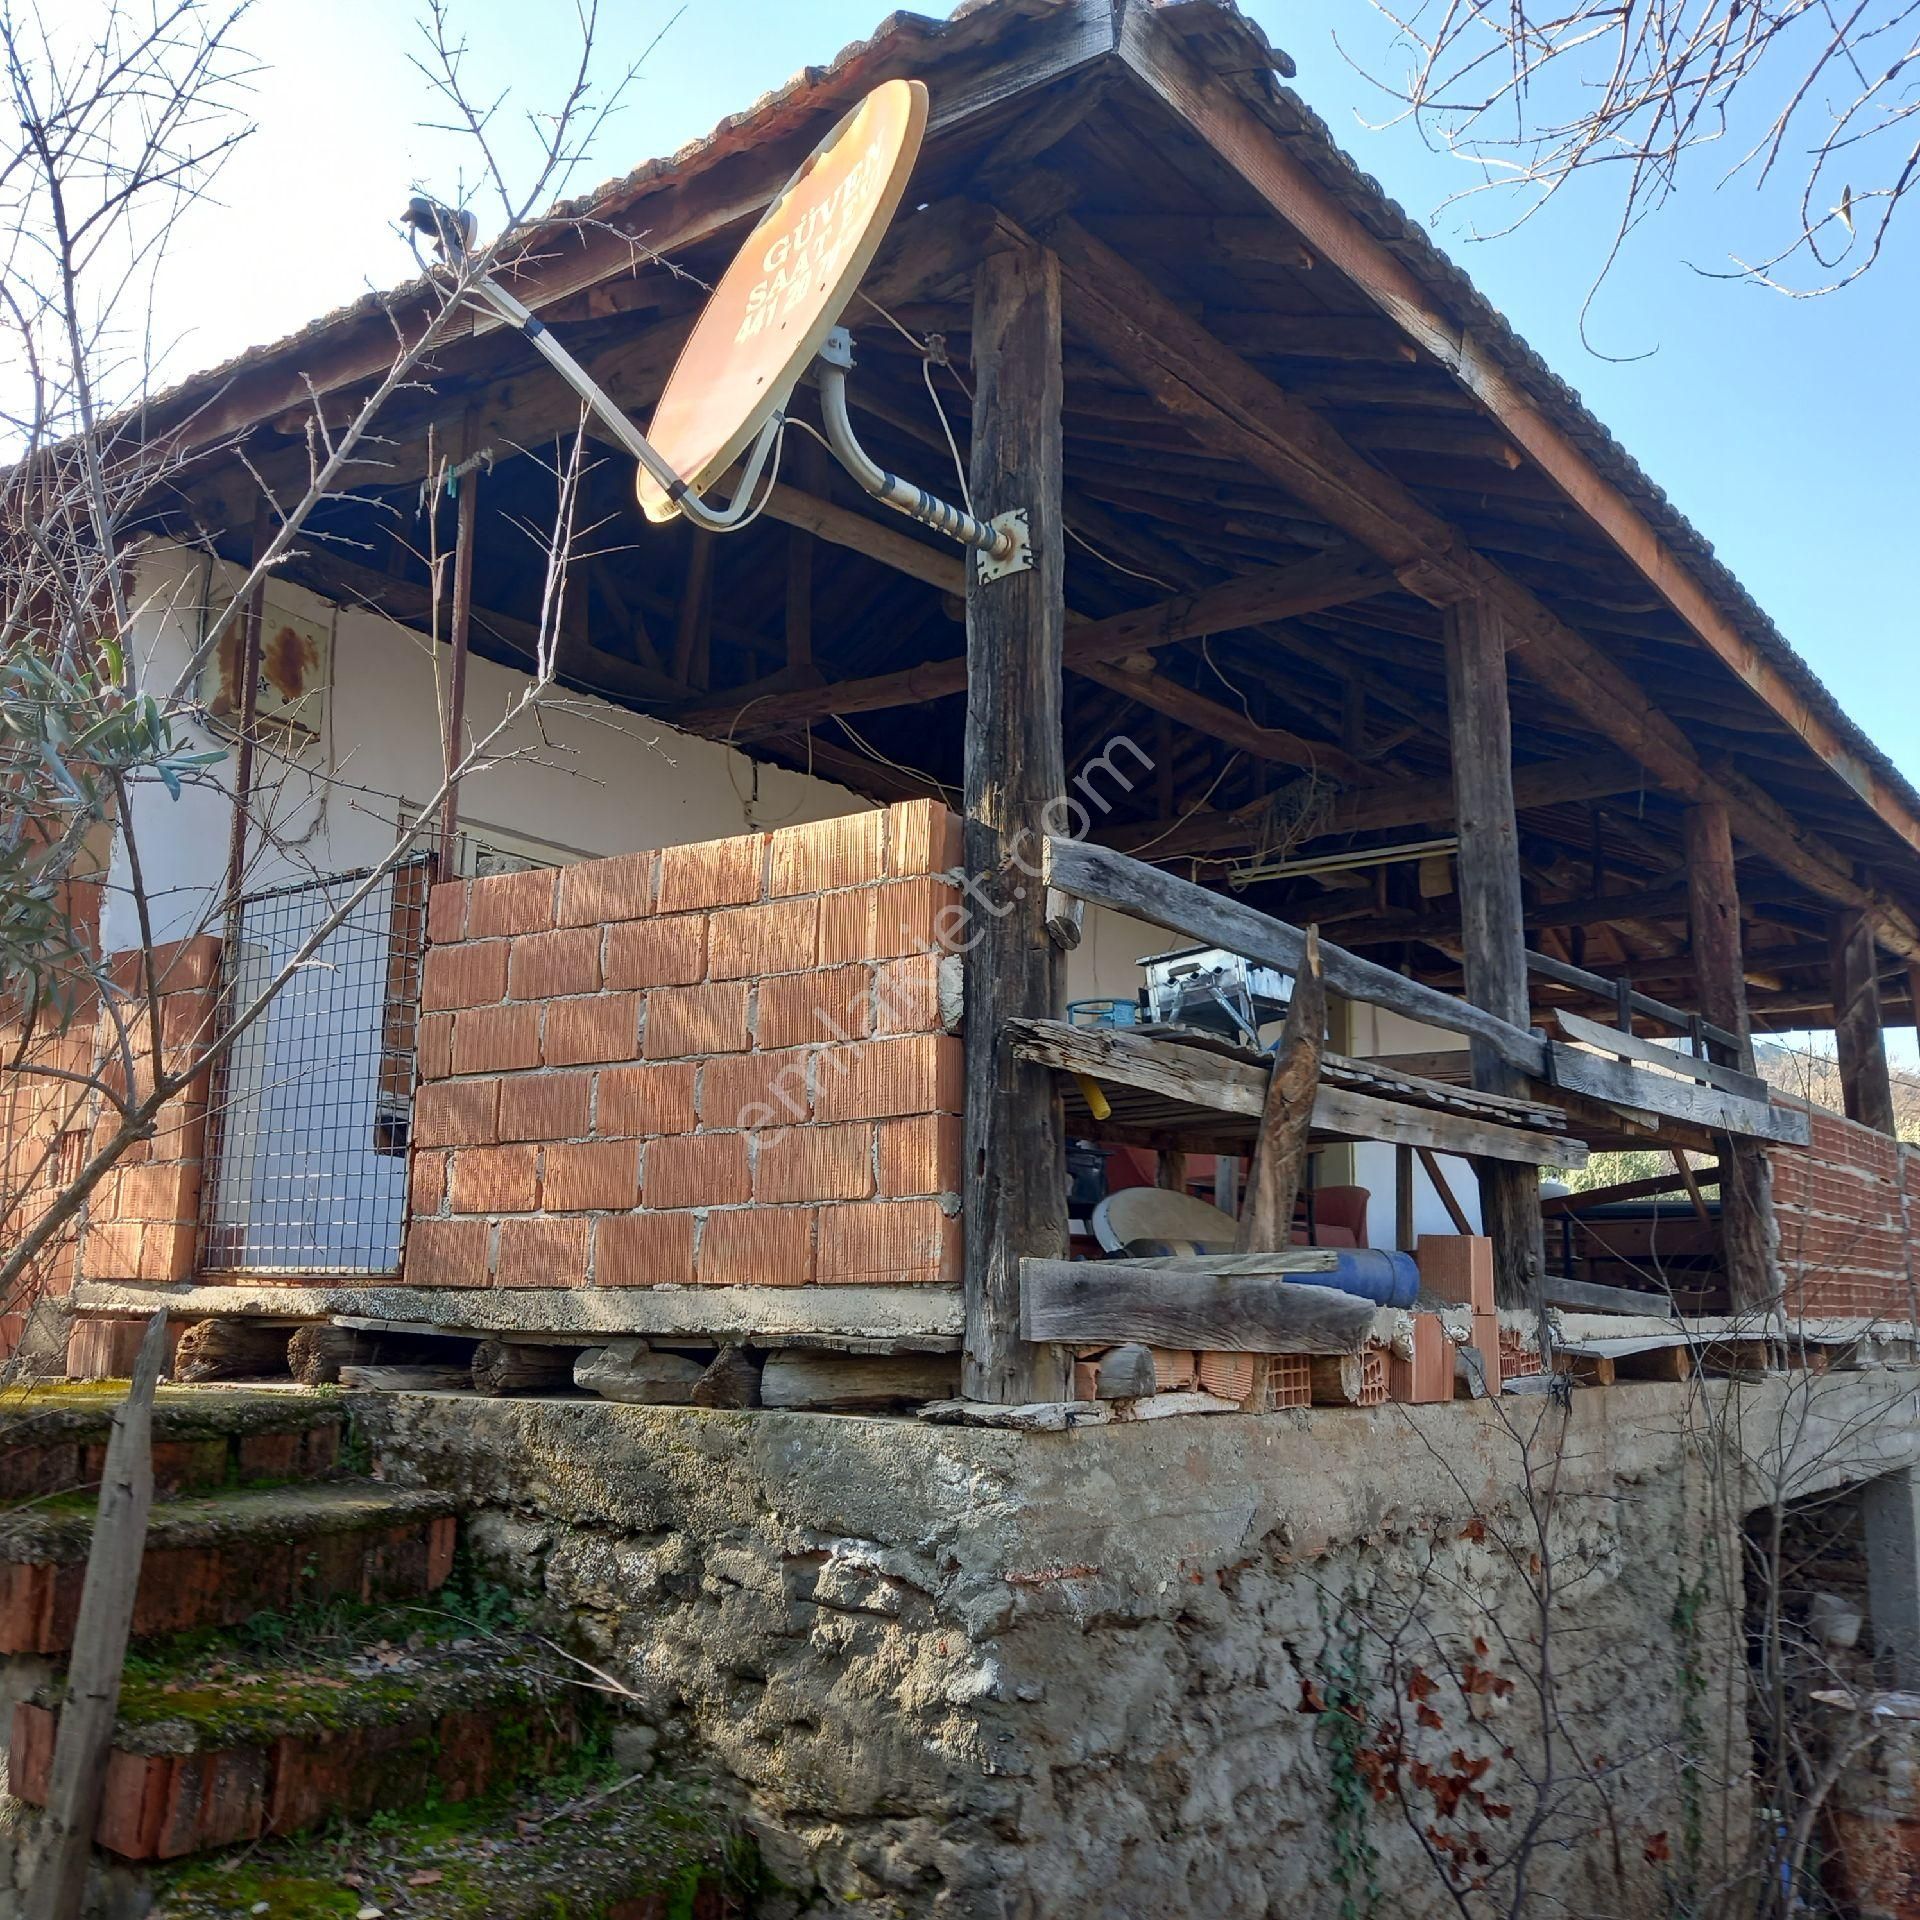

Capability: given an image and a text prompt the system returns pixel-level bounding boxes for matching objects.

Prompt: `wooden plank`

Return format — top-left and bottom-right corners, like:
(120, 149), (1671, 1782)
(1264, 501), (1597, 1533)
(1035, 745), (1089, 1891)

(1549, 1007), (1769, 1103)
(1542, 1170), (1699, 1215)
(962, 238), (1071, 1406)
(1527, 949), (1742, 1056)
(27, 1312), (167, 1920)
(1007, 1018), (1584, 1165)
(1544, 1277), (1677, 1318)
(1044, 836), (1549, 1078)
(1112, 6), (1920, 886)
(1545, 1042), (1811, 1145)
(1021, 1259), (1375, 1354)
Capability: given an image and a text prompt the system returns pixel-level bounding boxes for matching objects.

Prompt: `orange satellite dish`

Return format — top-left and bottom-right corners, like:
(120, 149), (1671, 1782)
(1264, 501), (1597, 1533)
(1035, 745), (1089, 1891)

(635, 78), (930, 523)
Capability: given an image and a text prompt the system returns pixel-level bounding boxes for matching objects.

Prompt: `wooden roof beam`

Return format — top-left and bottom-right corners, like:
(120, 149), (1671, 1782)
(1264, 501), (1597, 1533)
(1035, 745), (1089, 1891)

(1034, 207), (1920, 960)
(1114, 6), (1920, 880)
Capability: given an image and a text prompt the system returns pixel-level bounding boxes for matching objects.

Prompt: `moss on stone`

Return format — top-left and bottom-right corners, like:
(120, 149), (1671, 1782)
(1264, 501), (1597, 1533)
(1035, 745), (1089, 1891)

(0, 1382), (341, 1452)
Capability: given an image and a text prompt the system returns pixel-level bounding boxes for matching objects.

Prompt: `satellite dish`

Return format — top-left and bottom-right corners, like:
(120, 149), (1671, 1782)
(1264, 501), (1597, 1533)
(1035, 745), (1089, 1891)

(635, 78), (929, 524)
(402, 79), (1028, 575)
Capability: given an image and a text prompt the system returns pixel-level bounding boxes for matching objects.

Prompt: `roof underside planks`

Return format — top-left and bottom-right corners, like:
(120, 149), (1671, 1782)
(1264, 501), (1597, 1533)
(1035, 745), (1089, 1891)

(141, 0), (1920, 1034)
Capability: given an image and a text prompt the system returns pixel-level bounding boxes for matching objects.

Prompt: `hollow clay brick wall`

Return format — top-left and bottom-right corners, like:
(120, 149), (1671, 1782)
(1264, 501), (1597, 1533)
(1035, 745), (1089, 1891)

(405, 801), (966, 1291)
(1769, 1102), (1920, 1322)
(77, 936), (222, 1287)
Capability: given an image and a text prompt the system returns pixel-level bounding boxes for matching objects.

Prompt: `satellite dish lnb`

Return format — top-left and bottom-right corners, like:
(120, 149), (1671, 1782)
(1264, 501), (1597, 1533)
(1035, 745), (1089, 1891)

(409, 79), (1029, 579)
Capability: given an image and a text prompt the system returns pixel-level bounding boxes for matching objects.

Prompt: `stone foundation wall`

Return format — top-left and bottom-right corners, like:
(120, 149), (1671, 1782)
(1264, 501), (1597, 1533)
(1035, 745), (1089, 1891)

(341, 1379), (1920, 1919)
(405, 802), (966, 1295)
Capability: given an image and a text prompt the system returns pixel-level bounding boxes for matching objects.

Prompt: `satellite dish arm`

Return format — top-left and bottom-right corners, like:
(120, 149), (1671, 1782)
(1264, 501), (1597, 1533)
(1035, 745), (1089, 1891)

(424, 228), (779, 532)
(815, 331), (1026, 575)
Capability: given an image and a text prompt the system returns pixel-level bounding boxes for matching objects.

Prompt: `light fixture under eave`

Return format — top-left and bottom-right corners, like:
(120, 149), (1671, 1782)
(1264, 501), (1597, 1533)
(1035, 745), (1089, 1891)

(1226, 836), (1461, 892)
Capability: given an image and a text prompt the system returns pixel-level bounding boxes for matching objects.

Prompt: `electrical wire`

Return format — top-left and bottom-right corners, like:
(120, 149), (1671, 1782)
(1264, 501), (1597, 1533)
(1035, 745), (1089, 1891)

(1125, 751), (1247, 856)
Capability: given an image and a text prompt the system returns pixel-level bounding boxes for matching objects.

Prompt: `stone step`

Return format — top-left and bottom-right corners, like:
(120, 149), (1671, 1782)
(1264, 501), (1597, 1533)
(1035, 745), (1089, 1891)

(0, 1482), (456, 1655)
(0, 1384), (345, 1501)
(9, 1618), (580, 1862)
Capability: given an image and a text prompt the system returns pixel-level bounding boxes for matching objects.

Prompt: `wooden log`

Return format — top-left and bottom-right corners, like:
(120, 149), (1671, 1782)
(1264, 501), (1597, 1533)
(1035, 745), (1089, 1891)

(27, 1312), (167, 1920)
(173, 1317), (291, 1382)
(760, 1352), (959, 1411)
(1830, 907), (1897, 1135)
(1543, 1276), (1676, 1317)
(690, 1346), (762, 1409)
(287, 1324), (382, 1387)
(1237, 925), (1325, 1253)
(1020, 1259), (1374, 1354)
(337, 1364), (471, 1391)
(470, 1339), (576, 1397)
(1308, 1353), (1367, 1406)
(961, 236), (1072, 1406)
(1043, 837), (1548, 1079)
(573, 1340), (704, 1405)
(1444, 596), (1545, 1313)
(1094, 1343), (1158, 1399)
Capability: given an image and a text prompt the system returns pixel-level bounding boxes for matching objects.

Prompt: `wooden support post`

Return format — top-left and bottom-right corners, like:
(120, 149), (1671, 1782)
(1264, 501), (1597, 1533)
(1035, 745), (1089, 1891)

(1831, 908), (1898, 1135)
(222, 505), (272, 908)
(1395, 1141), (1415, 1251)
(1683, 802), (1781, 1311)
(961, 238), (1070, 1405)
(28, 1312), (167, 1920)
(1443, 599), (1545, 1311)
(435, 431), (479, 884)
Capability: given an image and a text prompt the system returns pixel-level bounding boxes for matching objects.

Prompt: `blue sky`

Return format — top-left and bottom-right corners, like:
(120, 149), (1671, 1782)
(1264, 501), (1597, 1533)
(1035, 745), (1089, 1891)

(156, 0), (1917, 1058)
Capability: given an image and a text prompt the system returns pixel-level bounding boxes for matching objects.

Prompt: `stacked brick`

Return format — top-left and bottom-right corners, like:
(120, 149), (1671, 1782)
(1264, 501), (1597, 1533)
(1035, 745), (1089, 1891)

(406, 802), (967, 1291)
(1769, 1105), (1920, 1321)
(76, 936), (222, 1287)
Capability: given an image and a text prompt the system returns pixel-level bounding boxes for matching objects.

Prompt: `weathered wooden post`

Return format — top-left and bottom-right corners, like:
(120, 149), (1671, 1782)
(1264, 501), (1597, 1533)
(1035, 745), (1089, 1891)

(1442, 598), (1545, 1311)
(1683, 802), (1781, 1312)
(1830, 907), (1897, 1135)
(961, 235), (1070, 1404)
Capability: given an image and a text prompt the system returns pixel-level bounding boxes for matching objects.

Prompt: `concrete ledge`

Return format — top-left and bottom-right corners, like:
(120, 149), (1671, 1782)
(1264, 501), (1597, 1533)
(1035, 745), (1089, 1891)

(68, 1279), (963, 1351)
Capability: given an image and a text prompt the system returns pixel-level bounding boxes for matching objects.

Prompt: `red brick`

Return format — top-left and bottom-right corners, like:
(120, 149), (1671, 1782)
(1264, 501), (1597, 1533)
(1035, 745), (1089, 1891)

(451, 1003), (541, 1076)
(414, 1078), (500, 1149)
(755, 1125), (874, 1203)
(415, 1012), (454, 1082)
(466, 866), (558, 939)
(886, 799), (963, 876)
(421, 941), (507, 1012)
(817, 1199), (960, 1286)
(656, 833), (764, 913)
(497, 1072), (591, 1142)
(426, 879), (467, 944)
(117, 1163), (190, 1223)
(138, 1218), (197, 1282)
(604, 916), (706, 989)
(1389, 1312), (1454, 1405)
(448, 1144), (540, 1215)
(409, 1150), (447, 1216)
(595, 1063), (697, 1138)
(644, 1133), (749, 1209)
(757, 966), (870, 1049)
(508, 928), (601, 1000)
(767, 810), (887, 896)
(596, 1211), (696, 1287)
(496, 1217), (590, 1288)
(874, 953), (944, 1034)
(1471, 1313), (1503, 1393)
(544, 1141), (641, 1212)
(815, 1035), (963, 1122)
(698, 1207), (814, 1287)
(1418, 1234), (1494, 1315)
(557, 851), (655, 926)
(877, 1114), (963, 1196)
(644, 982), (749, 1059)
(406, 1217), (491, 1286)
(107, 934), (219, 996)
(701, 1049), (811, 1129)
(708, 897), (820, 980)
(544, 994), (641, 1066)
(818, 879), (962, 966)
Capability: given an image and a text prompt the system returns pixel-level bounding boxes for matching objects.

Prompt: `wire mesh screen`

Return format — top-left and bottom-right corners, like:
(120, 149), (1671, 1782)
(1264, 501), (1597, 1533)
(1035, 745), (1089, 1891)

(201, 862), (429, 1275)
